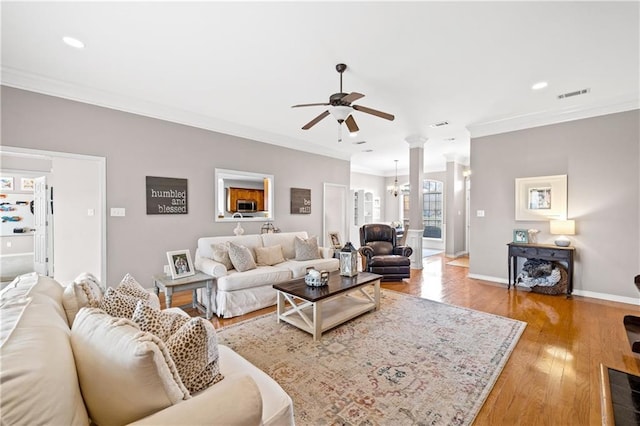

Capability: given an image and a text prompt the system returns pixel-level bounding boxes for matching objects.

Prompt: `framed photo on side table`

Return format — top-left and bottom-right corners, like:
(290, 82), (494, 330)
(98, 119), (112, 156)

(513, 229), (529, 244)
(328, 231), (342, 249)
(166, 249), (195, 279)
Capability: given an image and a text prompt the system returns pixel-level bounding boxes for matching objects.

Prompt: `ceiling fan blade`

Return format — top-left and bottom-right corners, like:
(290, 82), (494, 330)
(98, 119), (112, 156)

(345, 115), (359, 133)
(302, 110), (330, 130)
(340, 92), (365, 104)
(291, 102), (330, 108)
(353, 104), (395, 121)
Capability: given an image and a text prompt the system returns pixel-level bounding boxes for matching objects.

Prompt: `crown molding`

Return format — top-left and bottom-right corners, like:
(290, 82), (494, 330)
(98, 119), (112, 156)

(468, 95), (640, 138)
(0, 67), (352, 162)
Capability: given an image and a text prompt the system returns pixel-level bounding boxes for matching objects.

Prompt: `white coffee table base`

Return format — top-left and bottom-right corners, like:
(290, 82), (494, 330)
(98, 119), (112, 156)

(276, 280), (380, 340)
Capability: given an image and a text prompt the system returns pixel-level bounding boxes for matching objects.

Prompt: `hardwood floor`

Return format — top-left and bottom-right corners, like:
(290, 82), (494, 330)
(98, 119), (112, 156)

(164, 255), (640, 425)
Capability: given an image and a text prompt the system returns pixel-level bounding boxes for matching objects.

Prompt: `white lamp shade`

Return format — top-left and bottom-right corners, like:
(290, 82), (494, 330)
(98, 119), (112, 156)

(549, 219), (575, 235)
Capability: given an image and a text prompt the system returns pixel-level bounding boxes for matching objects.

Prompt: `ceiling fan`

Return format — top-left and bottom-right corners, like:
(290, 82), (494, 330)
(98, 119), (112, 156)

(292, 63), (395, 140)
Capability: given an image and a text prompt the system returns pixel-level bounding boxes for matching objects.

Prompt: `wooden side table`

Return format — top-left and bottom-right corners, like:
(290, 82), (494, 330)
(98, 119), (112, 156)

(152, 272), (214, 319)
(507, 242), (575, 298)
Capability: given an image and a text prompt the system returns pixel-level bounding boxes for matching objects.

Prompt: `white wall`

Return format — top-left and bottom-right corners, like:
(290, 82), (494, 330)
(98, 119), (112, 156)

(51, 156), (103, 284)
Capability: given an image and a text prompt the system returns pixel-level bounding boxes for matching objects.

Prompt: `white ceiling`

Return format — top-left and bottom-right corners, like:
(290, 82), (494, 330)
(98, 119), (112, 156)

(2, 2), (638, 176)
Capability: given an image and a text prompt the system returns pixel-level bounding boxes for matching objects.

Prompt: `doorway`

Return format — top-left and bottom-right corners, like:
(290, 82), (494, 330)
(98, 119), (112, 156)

(0, 146), (106, 284)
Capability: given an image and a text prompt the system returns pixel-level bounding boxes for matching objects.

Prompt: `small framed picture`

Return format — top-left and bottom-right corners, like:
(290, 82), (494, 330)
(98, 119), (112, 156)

(513, 229), (529, 243)
(328, 231), (342, 249)
(166, 249), (195, 279)
(21, 178), (35, 191)
(0, 177), (14, 191)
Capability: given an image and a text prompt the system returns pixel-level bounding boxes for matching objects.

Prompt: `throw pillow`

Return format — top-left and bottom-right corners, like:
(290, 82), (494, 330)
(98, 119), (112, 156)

(294, 236), (320, 261)
(211, 242), (233, 270)
(227, 242), (257, 272)
(166, 317), (224, 394)
(255, 244), (286, 266)
(99, 287), (148, 319)
(132, 300), (190, 341)
(117, 273), (160, 310)
(71, 308), (190, 426)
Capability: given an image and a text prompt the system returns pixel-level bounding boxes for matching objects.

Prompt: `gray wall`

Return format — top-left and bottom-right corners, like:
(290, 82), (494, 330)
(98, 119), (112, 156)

(1, 86), (350, 287)
(469, 109), (640, 301)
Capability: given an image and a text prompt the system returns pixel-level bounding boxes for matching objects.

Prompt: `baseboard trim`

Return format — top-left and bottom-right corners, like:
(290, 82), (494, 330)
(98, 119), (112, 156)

(467, 274), (639, 306)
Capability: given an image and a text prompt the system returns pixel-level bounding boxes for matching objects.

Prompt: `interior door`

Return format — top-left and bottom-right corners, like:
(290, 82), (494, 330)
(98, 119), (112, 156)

(33, 176), (49, 275)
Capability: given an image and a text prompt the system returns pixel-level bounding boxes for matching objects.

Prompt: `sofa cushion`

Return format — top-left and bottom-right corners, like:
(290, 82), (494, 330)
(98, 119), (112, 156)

(217, 266), (292, 292)
(62, 272), (103, 326)
(211, 242), (234, 270)
(294, 235), (320, 261)
(228, 242), (257, 272)
(279, 257), (340, 279)
(261, 231), (308, 260)
(1, 273), (90, 426)
(255, 244), (286, 266)
(197, 234), (263, 261)
(118, 273), (160, 310)
(71, 307), (190, 425)
(166, 317), (224, 394)
(132, 301), (190, 341)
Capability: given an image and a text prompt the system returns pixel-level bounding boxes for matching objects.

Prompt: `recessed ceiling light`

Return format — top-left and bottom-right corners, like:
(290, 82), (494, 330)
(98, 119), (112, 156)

(63, 36), (85, 49)
(531, 81), (548, 90)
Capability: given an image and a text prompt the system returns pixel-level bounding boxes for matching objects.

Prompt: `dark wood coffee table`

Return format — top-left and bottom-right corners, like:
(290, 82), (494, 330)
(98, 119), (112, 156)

(273, 271), (382, 340)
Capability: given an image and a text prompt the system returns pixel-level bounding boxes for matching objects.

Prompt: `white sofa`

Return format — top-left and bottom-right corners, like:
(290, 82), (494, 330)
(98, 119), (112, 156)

(195, 231), (339, 318)
(0, 272), (294, 426)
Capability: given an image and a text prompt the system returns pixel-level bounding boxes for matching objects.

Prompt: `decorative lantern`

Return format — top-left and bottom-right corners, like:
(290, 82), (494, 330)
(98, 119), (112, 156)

(261, 221), (277, 234)
(339, 242), (358, 277)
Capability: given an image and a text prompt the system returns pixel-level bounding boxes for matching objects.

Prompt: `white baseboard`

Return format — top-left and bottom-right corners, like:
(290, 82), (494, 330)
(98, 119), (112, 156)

(467, 274), (640, 306)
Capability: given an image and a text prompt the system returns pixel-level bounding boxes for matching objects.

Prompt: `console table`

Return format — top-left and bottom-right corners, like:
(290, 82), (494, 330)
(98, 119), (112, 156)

(507, 242), (575, 297)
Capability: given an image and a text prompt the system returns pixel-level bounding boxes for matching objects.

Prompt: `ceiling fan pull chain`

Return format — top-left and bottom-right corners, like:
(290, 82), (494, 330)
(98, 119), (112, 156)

(338, 123), (343, 142)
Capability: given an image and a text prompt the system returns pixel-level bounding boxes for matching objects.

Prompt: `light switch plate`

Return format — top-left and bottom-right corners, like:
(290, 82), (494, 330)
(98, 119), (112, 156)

(477, 210), (485, 217)
(110, 208), (125, 217)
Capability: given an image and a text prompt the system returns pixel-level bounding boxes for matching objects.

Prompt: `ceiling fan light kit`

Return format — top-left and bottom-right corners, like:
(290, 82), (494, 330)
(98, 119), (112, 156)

(292, 63), (395, 141)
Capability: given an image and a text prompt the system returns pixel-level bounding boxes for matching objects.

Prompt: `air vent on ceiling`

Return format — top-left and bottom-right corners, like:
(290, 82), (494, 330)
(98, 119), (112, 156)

(352, 141), (367, 145)
(430, 120), (449, 128)
(557, 88), (591, 99)
(362, 149), (374, 153)
(444, 137), (456, 142)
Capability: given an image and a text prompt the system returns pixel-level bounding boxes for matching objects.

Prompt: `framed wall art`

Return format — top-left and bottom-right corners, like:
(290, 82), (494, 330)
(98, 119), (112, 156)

(515, 174), (567, 221)
(291, 188), (311, 214)
(166, 249), (195, 279)
(328, 231), (342, 249)
(0, 177), (14, 191)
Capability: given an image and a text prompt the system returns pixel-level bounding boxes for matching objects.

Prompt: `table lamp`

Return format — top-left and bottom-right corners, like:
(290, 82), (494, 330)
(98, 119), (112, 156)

(549, 219), (575, 247)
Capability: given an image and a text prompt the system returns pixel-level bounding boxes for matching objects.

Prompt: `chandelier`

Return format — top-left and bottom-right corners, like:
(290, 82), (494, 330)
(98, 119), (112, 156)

(389, 160), (399, 197)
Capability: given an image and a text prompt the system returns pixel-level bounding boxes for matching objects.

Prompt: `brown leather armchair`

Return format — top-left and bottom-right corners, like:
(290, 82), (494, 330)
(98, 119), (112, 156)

(359, 223), (413, 282)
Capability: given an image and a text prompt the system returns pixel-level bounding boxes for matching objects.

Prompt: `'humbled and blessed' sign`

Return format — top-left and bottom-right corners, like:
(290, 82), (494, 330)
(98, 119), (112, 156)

(146, 176), (188, 214)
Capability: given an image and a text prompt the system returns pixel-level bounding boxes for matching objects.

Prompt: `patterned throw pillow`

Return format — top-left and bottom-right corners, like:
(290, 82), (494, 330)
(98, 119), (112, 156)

(117, 273), (160, 310)
(227, 242), (257, 272)
(255, 244), (285, 266)
(99, 288), (148, 319)
(166, 318), (224, 393)
(131, 301), (189, 341)
(294, 236), (320, 261)
(211, 243), (233, 270)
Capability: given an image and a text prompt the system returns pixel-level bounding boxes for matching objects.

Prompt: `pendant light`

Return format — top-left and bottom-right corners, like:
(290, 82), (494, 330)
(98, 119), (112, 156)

(390, 160), (399, 197)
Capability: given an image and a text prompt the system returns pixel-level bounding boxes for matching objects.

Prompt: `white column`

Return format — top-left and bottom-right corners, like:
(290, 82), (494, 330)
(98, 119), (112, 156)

(406, 135), (427, 269)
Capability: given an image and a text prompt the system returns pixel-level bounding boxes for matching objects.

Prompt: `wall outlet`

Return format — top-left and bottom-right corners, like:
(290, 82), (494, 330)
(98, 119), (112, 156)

(87, 208), (95, 217)
(110, 208), (126, 217)
(477, 210), (485, 217)
(6, 241), (12, 248)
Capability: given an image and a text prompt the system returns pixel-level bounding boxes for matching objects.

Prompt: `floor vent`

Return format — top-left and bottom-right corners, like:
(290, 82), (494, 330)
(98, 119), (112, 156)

(558, 88), (591, 99)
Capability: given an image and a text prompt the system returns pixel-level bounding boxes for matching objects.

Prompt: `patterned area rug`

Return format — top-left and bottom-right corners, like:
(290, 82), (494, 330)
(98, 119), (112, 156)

(217, 290), (526, 425)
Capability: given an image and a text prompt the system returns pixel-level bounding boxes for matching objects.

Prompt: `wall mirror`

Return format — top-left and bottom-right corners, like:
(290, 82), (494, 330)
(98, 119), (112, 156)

(215, 168), (274, 222)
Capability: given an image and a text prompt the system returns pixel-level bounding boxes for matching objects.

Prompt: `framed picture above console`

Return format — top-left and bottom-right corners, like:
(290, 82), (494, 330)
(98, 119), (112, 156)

(515, 174), (567, 221)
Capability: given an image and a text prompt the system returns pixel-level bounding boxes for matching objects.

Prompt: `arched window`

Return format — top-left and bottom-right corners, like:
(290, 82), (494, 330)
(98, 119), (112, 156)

(400, 179), (443, 239)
